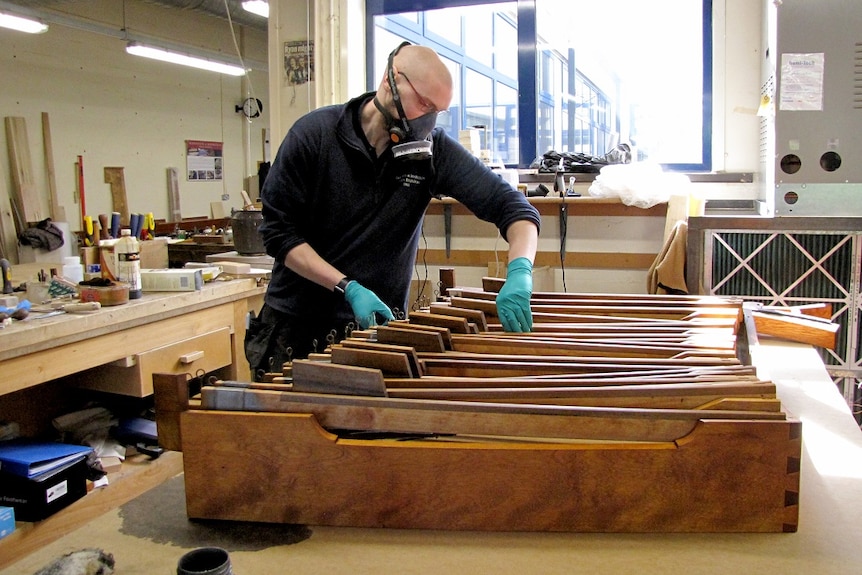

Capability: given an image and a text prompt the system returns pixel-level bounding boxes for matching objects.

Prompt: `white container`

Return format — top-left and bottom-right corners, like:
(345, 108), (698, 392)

(115, 229), (142, 299)
(62, 256), (84, 284)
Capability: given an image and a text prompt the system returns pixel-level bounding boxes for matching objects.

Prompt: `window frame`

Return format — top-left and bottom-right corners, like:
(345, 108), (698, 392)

(365, 0), (713, 171)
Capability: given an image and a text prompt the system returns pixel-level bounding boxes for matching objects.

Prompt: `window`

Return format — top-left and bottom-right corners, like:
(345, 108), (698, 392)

(366, 0), (712, 171)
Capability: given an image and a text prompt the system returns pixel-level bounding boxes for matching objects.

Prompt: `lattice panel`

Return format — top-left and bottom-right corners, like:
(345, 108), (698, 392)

(704, 230), (862, 424)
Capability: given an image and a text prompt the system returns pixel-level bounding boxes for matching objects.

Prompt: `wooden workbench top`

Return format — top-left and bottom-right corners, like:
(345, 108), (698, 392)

(0, 277), (265, 363)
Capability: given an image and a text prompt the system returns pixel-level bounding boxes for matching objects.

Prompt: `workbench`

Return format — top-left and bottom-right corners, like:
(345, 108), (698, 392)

(1, 337), (860, 574)
(0, 271), (265, 567)
(0, 273), (265, 398)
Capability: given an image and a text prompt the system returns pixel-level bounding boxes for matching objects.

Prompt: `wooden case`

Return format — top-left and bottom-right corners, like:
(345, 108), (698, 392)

(181, 409), (801, 533)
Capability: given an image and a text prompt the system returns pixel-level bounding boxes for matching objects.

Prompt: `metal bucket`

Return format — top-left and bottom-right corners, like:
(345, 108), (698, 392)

(231, 209), (265, 255)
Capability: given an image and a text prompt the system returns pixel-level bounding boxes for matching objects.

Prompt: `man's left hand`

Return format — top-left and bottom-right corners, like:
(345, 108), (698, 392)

(496, 257), (533, 332)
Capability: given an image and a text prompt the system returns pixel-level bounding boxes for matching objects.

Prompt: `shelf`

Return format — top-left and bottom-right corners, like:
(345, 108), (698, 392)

(0, 450), (184, 570)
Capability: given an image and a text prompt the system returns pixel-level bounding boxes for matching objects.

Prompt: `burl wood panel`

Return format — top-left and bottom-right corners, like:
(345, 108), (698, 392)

(182, 411), (800, 533)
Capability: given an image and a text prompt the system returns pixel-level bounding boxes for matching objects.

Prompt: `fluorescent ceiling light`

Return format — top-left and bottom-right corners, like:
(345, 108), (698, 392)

(242, 1), (269, 18)
(0, 11), (48, 34)
(126, 43), (246, 76)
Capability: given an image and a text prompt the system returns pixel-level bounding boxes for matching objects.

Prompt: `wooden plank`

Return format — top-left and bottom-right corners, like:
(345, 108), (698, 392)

(199, 387), (786, 443)
(5, 116), (44, 229)
(376, 324), (448, 352)
(407, 311), (471, 333)
(153, 372), (190, 451)
(291, 359), (388, 397)
(103, 166), (129, 224)
(428, 303), (488, 332)
(40, 112), (65, 223)
(447, 334), (736, 359)
(181, 410), (801, 532)
(751, 311), (839, 350)
(384, 381), (778, 409)
(330, 346), (416, 378)
(167, 167), (182, 221)
(337, 339), (423, 376)
(416, 351), (741, 378)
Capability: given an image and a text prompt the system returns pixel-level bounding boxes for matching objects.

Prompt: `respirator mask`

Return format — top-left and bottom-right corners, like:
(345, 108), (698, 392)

(373, 41), (437, 160)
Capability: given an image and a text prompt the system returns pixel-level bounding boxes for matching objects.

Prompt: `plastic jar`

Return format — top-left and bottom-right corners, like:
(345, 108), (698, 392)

(62, 256), (84, 284)
(115, 229), (142, 299)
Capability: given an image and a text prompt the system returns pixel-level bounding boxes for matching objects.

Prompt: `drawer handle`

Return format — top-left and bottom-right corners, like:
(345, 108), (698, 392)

(180, 351), (205, 364)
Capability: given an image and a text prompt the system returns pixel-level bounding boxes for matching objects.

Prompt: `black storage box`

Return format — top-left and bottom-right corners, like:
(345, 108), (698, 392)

(0, 457), (88, 521)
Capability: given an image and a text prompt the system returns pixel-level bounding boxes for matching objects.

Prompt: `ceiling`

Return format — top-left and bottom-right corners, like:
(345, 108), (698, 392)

(1, 0), (268, 31)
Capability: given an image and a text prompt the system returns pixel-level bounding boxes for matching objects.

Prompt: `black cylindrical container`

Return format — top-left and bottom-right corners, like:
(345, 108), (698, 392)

(177, 547), (232, 575)
(231, 209), (265, 255)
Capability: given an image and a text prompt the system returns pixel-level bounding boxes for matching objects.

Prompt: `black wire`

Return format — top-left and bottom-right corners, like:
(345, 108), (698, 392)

(559, 202), (568, 293)
(413, 225), (431, 310)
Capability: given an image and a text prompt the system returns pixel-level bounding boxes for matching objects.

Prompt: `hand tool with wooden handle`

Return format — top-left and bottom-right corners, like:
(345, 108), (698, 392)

(0, 259), (12, 294)
(98, 213), (110, 239)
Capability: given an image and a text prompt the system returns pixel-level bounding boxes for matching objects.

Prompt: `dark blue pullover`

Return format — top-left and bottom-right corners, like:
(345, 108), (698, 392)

(259, 91), (541, 331)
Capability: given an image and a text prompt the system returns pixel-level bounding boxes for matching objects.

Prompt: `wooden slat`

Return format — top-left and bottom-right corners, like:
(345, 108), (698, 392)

(167, 167), (182, 221)
(291, 360), (388, 397)
(428, 303), (488, 331)
(199, 387), (786, 443)
(41, 112), (65, 222)
(407, 311), (471, 333)
(330, 346), (416, 378)
(447, 334), (735, 359)
(104, 166), (129, 224)
(4, 116), (44, 229)
(376, 324), (449, 352)
(337, 339), (423, 376)
(384, 381), (777, 409)
(751, 310), (839, 350)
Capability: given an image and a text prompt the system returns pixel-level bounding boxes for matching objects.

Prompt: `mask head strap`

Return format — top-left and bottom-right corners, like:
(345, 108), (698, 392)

(386, 41), (412, 144)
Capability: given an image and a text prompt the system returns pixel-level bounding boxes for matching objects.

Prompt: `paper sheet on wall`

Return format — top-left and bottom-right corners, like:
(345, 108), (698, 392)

(779, 53), (825, 111)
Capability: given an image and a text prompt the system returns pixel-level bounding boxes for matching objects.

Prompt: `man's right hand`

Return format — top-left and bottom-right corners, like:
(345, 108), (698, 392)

(344, 281), (395, 329)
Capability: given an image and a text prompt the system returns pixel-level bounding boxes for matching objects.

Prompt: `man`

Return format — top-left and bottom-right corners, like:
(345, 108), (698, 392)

(246, 42), (540, 378)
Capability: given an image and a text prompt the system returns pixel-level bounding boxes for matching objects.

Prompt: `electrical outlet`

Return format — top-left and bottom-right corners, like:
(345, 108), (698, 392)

(221, 194), (230, 201)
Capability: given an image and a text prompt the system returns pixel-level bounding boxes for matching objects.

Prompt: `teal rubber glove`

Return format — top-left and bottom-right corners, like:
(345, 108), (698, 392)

(496, 257), (533, 332)
(344, 280), (395, 329)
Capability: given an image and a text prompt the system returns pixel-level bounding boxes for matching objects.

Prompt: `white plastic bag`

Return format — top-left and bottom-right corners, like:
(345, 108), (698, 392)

(588, 162), (691, 209)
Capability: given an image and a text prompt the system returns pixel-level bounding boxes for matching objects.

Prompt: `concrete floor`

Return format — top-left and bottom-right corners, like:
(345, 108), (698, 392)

(3, 341), (862, 575)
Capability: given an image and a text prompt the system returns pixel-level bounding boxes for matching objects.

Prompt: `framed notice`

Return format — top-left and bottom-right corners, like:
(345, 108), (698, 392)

(186, 140), (223, 181)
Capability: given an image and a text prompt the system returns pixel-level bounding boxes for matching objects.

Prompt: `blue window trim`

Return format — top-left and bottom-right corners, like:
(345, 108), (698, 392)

(366, 0), (713, 171)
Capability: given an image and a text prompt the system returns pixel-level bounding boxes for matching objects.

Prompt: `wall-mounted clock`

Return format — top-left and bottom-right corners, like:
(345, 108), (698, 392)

(236, 97), (263, 119)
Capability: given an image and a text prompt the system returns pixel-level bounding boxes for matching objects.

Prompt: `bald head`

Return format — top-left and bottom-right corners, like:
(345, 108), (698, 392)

(388, 44), (453, 113)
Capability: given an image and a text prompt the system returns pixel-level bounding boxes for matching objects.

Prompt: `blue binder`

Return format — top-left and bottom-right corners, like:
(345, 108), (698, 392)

(0, 439), (92, 479)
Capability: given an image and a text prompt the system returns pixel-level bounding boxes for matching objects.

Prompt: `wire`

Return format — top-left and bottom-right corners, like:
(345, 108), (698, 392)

(413, 225), (431, 310)
(222, 0), (259, 105)
(559, 201), (568, 292)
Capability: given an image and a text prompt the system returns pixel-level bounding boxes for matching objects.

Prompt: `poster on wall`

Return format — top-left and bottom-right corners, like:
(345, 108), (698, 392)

(284, 40), (314, 85)
(186, 140), (223, 181)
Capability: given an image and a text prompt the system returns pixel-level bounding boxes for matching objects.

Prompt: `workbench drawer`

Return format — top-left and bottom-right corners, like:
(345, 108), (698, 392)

(69, 327), (232, 397)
